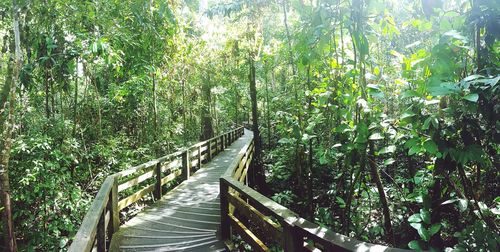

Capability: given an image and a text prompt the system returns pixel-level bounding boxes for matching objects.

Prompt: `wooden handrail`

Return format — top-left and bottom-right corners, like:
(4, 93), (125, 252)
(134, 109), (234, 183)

(220, 130), (410, 252)
(69, 126), (244, 252)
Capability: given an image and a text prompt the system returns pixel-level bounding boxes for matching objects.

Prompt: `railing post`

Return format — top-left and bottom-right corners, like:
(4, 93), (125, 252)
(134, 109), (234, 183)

(198, 145), (202, 168)
(216, 137), (220, 154)
(154, 162), (162, 200)
(182, 149), (190, 180)
(207, 140), (212, 161)
(107, 175), (119, 241)
(221, 135), (225, 150)
(96, 211), (106, 252)
(283, 223), (302, 252)
(219, 178), (230, 241)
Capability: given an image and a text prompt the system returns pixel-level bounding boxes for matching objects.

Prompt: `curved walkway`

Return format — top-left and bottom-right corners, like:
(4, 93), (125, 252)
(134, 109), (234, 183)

(109, 130), (253, 251)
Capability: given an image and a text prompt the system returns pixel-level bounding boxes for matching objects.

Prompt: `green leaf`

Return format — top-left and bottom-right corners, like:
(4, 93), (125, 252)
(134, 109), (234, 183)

(458, 199), (468, 212)
(429, 223), (441, 236)
(420, 209), (431, 224)
(402, 90), (420, 98)
(423, 139), (439, 155)
(418, 226), (431, 241)
(410, 222), (422, 230)
(336, 197), (346, 208)
(428, 81), (460, 96)
(463, 93), (479, 102)
(443, 30), (467, 42)
(408, 145), (421, 155)
(441, 199), (458, 205)
(462, 74), (483, 82)
(408, 213), (422, 223)
(401, 111), (416, 120)
(383, 158), (395, 166)
(408, 240), (424, 250)
(369, 132), (384, 140)
(379, 145), (396, 155)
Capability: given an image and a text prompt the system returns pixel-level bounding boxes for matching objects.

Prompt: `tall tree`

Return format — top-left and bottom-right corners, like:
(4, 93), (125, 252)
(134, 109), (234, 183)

(0, 0), (21, 250)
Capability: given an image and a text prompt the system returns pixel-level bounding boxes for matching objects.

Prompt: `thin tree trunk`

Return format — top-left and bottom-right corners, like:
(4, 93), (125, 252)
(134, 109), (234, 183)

(248, 57), (268, 193)
(182, 77), (187, 144)
(201, 73), (213, 140)
(1, 2), (21, 249)
(343, 151), (362, 233)
(368, 142), (395, 245)
(44, 68), (50, 119)
(264, 68), (271, 147)
(152, 71), (158, 154)
(72, 64), (78, 137)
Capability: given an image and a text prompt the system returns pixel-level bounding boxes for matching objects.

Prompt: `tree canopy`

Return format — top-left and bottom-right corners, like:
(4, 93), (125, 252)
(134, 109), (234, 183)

(0, 0), (499, 251)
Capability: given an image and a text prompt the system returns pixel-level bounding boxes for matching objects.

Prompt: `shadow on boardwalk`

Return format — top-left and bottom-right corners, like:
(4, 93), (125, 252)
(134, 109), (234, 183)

(109, 130), (253, 252)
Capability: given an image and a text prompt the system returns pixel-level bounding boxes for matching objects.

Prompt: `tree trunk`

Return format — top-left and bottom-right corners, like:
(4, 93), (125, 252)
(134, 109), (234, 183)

(368, 142), (395, 245)
(1, 2), (21, 249)
(248, 57), (268, 193)
(152, 71), (159, 154)
(201, 73), (213, 141)
(264, 69), (271, 148)
(72, 61), (78, 137)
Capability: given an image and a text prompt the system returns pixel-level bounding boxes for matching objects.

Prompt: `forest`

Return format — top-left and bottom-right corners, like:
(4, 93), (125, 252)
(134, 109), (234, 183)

(0, 0), (499, 251)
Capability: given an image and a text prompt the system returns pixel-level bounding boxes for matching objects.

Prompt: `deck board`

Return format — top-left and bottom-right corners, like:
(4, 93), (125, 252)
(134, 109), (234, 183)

(109, 129), (253, 251)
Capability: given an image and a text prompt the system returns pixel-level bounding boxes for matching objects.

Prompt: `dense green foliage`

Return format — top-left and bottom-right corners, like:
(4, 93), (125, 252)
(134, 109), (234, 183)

(0, 0), (498, 251)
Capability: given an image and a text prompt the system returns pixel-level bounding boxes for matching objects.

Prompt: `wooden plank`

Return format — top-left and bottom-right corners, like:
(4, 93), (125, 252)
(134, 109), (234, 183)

(220, 179), (230, 240)
(207, 140), (212, 161)
(96, 211), (106, 252)
(108, 176), (119, 240)
(198, 146), (202, 168)
(71, 127), (243, 252)
(112, 125), (239, 179)
(238, 151), (253, 183)
(69, 176), (114, 252)
(228, 214), (270, 252)
(227, 192), (282, 245)
(161, 158), (181, 173)
(118, 166), (155, 192)
(233, 151), (248, 180)
(200, 154), (208, 163)
(191, 158), (199, 169)
(283, 223), (303, 252)
(161, 169), (181, 186)
(182, 150), (190, 180)
(116, 150), (182, 178)
(117, 183), (155, 211)
(154, 162), (162, 199)
(222, 177), (408, 252)
(223, 139), (254, 178)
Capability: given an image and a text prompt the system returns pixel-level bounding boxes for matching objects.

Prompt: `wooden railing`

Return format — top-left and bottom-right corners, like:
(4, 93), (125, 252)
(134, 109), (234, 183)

(219, 132), (409, 252)
(69, 126), (245, 252)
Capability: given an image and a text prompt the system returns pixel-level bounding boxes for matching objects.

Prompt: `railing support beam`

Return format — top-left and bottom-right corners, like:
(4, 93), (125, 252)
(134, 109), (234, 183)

(207, 140), (212, 161)
(107, 176), (119, 241)
(182, 149), (190, 180)
(198, 145), (202, 168)
(154, 162), (162, 199)
(283, 224), (302, 252)
(96, 211), (106, 252)
(220, 178), (230, 241)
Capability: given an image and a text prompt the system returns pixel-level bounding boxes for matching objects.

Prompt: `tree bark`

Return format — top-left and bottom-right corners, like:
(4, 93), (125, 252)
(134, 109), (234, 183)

(72, 61), (78, 137)
(201, 73), (213, 141)
(1, 1), (21, 249)
(368, 142), (395, 245)
(248, 57), (268, 193)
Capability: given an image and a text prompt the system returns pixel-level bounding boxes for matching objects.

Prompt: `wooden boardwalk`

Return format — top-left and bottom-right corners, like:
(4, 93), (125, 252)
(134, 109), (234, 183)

(109, 130), (253, 251)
